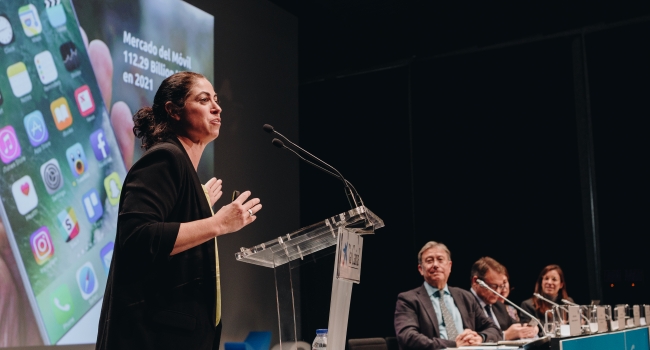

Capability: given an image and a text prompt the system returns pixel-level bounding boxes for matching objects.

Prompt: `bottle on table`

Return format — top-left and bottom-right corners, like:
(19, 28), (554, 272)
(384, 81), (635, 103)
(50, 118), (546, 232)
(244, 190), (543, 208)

(312, 329), (327, 350)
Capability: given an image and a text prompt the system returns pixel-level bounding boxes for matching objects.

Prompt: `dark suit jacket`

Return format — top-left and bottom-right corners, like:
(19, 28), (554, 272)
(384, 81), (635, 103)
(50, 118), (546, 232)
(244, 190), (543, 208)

(470, 290), (513, 331)
(491, 302), (514, 331)
(395, 285), (502, 350)
(96, 138), (218, 350)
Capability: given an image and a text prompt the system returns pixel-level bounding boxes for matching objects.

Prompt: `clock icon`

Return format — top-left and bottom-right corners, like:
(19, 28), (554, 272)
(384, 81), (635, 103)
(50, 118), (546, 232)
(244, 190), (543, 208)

(0, 15), (13, 46)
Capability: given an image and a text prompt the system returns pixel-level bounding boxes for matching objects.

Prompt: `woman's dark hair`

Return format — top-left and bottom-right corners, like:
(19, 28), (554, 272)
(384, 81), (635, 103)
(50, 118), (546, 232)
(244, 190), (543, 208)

(133, 71), (206, 149)
(532, 264), (569, 315)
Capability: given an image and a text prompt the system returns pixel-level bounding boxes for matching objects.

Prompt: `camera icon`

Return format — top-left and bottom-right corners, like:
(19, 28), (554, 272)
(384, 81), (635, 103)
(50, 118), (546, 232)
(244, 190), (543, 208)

(30, 226), (54, 265)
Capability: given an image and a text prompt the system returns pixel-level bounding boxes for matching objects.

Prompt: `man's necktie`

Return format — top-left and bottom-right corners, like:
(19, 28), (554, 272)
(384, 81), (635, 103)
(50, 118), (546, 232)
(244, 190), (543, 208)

(485, 304), (502, 330)
(485, 304), (493, 318)
(438, 292), (459, 340)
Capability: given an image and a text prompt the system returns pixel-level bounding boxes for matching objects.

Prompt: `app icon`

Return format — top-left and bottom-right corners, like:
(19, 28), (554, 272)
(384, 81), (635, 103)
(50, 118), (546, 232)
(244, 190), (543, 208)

(100, 241), (114, 274)
(11, 175), (38, 215)
(40, 158), (63, 194)
(30, 226), (54, 265)
(65, 143), (87, 178)
(51, 284), (74, 324)
(23, 110), (49, 147)
(0, 125), (21, 164)
(59, 41), (80, 71)
(0, 15), (14, 46)
(76, 262), (98, 300)
(82, 188), (103, 223)
(90, 128), (110, 161)
(34, 50), (58, 85)
(19, 4), (42, 37)
(50, 97), (72, 130)
(104, 172), (122, 206)
(7, 62), (32, 98)
(45, 0), (66, 27)
(57, 207), (79, 242)
(74, 85), (95, 117)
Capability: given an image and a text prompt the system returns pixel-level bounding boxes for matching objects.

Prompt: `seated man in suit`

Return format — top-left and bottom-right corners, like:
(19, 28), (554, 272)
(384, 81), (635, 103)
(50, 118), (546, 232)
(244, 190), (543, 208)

(394, 241), (501, 349)
(469, 257), (538, 340)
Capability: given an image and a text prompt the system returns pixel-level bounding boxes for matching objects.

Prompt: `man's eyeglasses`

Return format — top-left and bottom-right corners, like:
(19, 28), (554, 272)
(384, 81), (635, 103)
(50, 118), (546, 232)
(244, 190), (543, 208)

(481, 282), (508, 291)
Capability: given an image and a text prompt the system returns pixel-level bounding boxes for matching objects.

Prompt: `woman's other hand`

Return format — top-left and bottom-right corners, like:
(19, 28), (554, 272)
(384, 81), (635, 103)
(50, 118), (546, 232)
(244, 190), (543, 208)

(205, 178), (223, 208)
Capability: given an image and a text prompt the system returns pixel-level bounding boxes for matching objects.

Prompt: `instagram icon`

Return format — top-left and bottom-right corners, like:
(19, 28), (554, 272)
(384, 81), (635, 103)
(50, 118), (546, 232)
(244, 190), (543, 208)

(30, 226), (54, 265)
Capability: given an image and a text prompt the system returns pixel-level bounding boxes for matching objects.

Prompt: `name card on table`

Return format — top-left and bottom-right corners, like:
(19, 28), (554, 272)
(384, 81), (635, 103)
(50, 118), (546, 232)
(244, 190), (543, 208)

(597, 306), (608, 333)
(569, 305), (581, 336)
(617, 306), (626, 330)
(633, 305), (640, 327)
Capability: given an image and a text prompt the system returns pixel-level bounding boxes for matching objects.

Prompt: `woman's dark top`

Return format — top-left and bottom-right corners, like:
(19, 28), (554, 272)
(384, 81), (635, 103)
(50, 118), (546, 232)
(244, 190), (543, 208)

(96, 138), (218, 350)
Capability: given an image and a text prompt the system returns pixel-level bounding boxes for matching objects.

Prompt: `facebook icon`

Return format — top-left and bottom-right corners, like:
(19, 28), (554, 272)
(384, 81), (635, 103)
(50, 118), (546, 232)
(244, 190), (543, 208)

(90, 128), (110, 161)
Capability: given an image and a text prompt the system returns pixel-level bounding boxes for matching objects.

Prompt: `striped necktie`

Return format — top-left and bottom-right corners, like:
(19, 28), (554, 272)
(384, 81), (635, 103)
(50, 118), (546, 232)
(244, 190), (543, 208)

(437, 291), (459, 340)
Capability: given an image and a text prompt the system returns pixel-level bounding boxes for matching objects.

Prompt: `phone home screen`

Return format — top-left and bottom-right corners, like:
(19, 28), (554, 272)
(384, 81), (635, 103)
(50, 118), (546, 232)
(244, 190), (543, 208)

(0, 0), (126, 344)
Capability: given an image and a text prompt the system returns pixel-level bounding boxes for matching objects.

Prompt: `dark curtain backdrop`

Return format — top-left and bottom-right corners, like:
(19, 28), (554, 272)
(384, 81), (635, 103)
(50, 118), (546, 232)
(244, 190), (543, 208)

(586, 21), (650, 305)
(299, 23), (650, 341)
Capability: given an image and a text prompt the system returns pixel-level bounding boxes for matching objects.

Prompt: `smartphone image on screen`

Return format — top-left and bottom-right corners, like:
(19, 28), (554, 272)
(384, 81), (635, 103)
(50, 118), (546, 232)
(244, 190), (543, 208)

(0, 0), (126, 344)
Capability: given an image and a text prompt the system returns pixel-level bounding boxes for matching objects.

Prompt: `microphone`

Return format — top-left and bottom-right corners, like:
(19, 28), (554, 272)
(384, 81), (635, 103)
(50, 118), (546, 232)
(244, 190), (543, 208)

(533, 293), (566, 310)
(264, 124), (363, 210)
(561, 299), (578, 306)
(270, 137), (365, 212)
(263, 124), (274, 133)
(271, 138), (285, 149)
(272, 138), (346, 183)
(535, 293), (590, 323)
(476, 279), (543, 332)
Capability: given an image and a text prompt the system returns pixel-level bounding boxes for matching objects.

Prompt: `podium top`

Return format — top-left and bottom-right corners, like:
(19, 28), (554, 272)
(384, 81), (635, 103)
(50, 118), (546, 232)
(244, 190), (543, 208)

(235, 206), (384, 268)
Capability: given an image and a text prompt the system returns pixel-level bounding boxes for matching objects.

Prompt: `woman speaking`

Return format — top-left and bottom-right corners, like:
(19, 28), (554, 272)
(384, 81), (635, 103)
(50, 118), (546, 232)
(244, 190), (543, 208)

(96, 72), (262, 349)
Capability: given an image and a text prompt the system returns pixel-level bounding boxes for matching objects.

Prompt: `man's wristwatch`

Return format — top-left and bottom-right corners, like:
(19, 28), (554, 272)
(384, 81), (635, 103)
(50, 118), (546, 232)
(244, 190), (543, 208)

(479, 333), (487, 342)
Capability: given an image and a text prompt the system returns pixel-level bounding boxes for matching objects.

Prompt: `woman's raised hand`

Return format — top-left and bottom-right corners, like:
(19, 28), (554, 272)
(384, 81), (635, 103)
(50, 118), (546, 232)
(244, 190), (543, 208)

(212, 191), (262, 235)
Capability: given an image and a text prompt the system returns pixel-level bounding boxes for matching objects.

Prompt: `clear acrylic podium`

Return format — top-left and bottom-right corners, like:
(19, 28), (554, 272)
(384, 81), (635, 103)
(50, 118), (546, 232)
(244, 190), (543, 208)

(235, 206), (384, 350)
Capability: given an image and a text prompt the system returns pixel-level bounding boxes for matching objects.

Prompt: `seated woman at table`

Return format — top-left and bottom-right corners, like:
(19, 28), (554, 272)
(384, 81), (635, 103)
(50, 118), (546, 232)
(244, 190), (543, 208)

(519, 264), (573, 326)
(500, 271), (520, 323)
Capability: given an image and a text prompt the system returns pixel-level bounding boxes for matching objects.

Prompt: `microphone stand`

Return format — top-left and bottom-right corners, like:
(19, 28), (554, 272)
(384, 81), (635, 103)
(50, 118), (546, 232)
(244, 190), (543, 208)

(268, 135), (372, 230)
(562, 299), (578, 306)
(264, 125), (362, 209)
(476, 279), (544, 334)
(272, 138), (365, 209)
(535, 293), (591, 324)
(534, 293), (568, 312)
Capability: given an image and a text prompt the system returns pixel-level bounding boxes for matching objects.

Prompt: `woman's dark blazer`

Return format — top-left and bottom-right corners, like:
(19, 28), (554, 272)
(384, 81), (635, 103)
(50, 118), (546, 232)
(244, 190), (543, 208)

(96, 138), (218, 349)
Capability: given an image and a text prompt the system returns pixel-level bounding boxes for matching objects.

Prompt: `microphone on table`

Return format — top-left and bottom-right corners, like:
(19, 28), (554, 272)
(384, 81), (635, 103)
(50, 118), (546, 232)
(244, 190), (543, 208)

(264, 124), (364, 211)
(535, 293), (590, 323)
(561, 299), (578, 306)
(533, 293), (567, 311)
(476, 279), (544, 333)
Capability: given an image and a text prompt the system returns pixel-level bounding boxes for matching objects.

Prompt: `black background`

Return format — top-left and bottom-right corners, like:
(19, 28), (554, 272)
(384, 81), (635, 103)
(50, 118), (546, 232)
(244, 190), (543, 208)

(273, 0), (650, 342)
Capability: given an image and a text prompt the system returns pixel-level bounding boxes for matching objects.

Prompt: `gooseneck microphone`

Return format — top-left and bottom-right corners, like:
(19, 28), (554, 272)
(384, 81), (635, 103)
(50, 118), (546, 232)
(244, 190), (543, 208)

(535, 293), (590, 323)
(264, 124), (363, 210)
(476, 279), (544, 332)
(561, 299), (578, 306)
(533, 293), (566, 310)
(272, 139), (360, 194)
